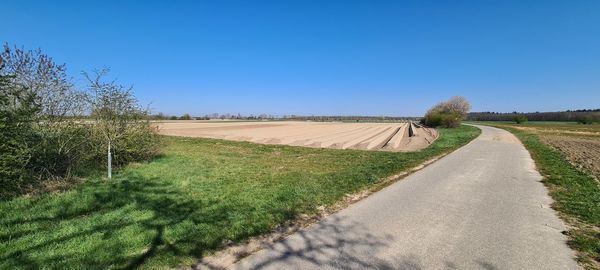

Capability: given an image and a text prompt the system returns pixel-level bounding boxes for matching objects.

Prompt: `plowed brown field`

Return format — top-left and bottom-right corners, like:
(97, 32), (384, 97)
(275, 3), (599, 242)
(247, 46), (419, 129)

(156, 121), (437, 151)
(507, 123), (600, 179)
(541, 135), (600, 179)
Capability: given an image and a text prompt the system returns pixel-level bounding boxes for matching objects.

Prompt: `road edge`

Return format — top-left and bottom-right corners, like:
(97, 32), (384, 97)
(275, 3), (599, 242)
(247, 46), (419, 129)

(189, 125), (482, 270)
(477, 123), (597, 270)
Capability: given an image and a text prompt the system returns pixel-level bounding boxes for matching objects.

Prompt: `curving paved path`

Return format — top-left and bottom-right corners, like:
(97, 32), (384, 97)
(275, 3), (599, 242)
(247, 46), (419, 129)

(232, 125), (579, 270)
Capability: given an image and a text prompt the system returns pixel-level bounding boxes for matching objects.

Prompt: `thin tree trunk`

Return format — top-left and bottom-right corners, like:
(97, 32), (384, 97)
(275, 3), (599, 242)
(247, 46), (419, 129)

(107, 141), (112, 179)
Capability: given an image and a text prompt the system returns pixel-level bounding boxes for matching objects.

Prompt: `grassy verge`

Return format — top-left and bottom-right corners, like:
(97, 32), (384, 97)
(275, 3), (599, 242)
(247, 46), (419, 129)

(485, 124), (600, 269)
(0, 125), (480, 269)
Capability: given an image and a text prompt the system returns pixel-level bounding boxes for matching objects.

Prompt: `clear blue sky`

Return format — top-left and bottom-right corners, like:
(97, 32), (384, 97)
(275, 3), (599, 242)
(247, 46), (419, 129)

(3, 1), (600, 116)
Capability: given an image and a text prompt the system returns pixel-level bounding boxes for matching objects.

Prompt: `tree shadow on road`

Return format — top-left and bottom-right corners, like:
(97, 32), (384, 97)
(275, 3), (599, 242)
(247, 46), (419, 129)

(196, 216), (427, 270)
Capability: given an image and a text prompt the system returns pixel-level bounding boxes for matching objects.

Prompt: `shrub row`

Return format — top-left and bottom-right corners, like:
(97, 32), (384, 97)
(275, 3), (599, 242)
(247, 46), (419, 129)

(1, 45), (161, 198)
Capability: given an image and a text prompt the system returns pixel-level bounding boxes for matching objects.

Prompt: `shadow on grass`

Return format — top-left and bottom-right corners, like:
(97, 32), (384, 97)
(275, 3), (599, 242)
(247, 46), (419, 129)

(0, 172), (260, 269)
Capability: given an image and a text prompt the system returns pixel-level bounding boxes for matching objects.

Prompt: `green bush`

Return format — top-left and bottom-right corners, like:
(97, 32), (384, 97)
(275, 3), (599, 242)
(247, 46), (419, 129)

(30, 124), (94, 177)
(88, 121), (161, 167)
(0, 73), (40, 197)
(513, 115), (528, 124)
(576, 115), (596, 125)
(1, 66), (95, 196)
(421, 111), (442, 127)
(422, 111), (462, 128)
(179, 113), (192, 120)
(421, 96), (470, 128)
(113, 123), (161, 164)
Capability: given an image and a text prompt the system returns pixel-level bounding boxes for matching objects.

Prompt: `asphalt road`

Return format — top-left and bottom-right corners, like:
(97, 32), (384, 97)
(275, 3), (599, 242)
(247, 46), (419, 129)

(233, 125), (579, 270)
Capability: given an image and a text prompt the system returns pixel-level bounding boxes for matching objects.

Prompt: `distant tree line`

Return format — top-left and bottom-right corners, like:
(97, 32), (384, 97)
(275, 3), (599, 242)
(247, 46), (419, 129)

(287, 115), (420, 122)
(150, 113), (282, 121)
(467, 110), (600, 123)
(150, 113), (421, 122)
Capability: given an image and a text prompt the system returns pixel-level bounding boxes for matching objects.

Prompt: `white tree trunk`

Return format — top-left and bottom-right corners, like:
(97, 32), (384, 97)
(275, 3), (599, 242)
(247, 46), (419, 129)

(107, 142), (112, 179)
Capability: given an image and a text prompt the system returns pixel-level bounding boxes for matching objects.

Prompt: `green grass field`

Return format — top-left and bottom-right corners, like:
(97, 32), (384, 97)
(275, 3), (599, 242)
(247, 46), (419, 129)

(0, 125), (480, 269)
(478, 122), (600, 269)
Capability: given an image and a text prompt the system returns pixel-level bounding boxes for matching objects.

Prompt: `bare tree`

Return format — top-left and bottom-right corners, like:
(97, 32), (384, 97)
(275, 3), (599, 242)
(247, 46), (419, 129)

(422, 96), (471, 128)
(443, 96), (471, 118)
(1, 44), (87, 122)
(427, 96), (471, 118)
(84, 68), (148, 179)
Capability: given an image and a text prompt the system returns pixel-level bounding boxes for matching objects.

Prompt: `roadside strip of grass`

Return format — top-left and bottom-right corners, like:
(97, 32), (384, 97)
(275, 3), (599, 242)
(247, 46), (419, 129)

(0, 125), (480, 269)
(486, 124), (600, 269)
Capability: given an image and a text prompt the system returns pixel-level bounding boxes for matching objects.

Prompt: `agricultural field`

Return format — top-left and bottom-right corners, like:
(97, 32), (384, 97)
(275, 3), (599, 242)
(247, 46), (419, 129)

(476, 121), (600, 268)
(482, 122), (600, 179)
(0, 126), (479, 269)
(157, 121), (437, 152)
